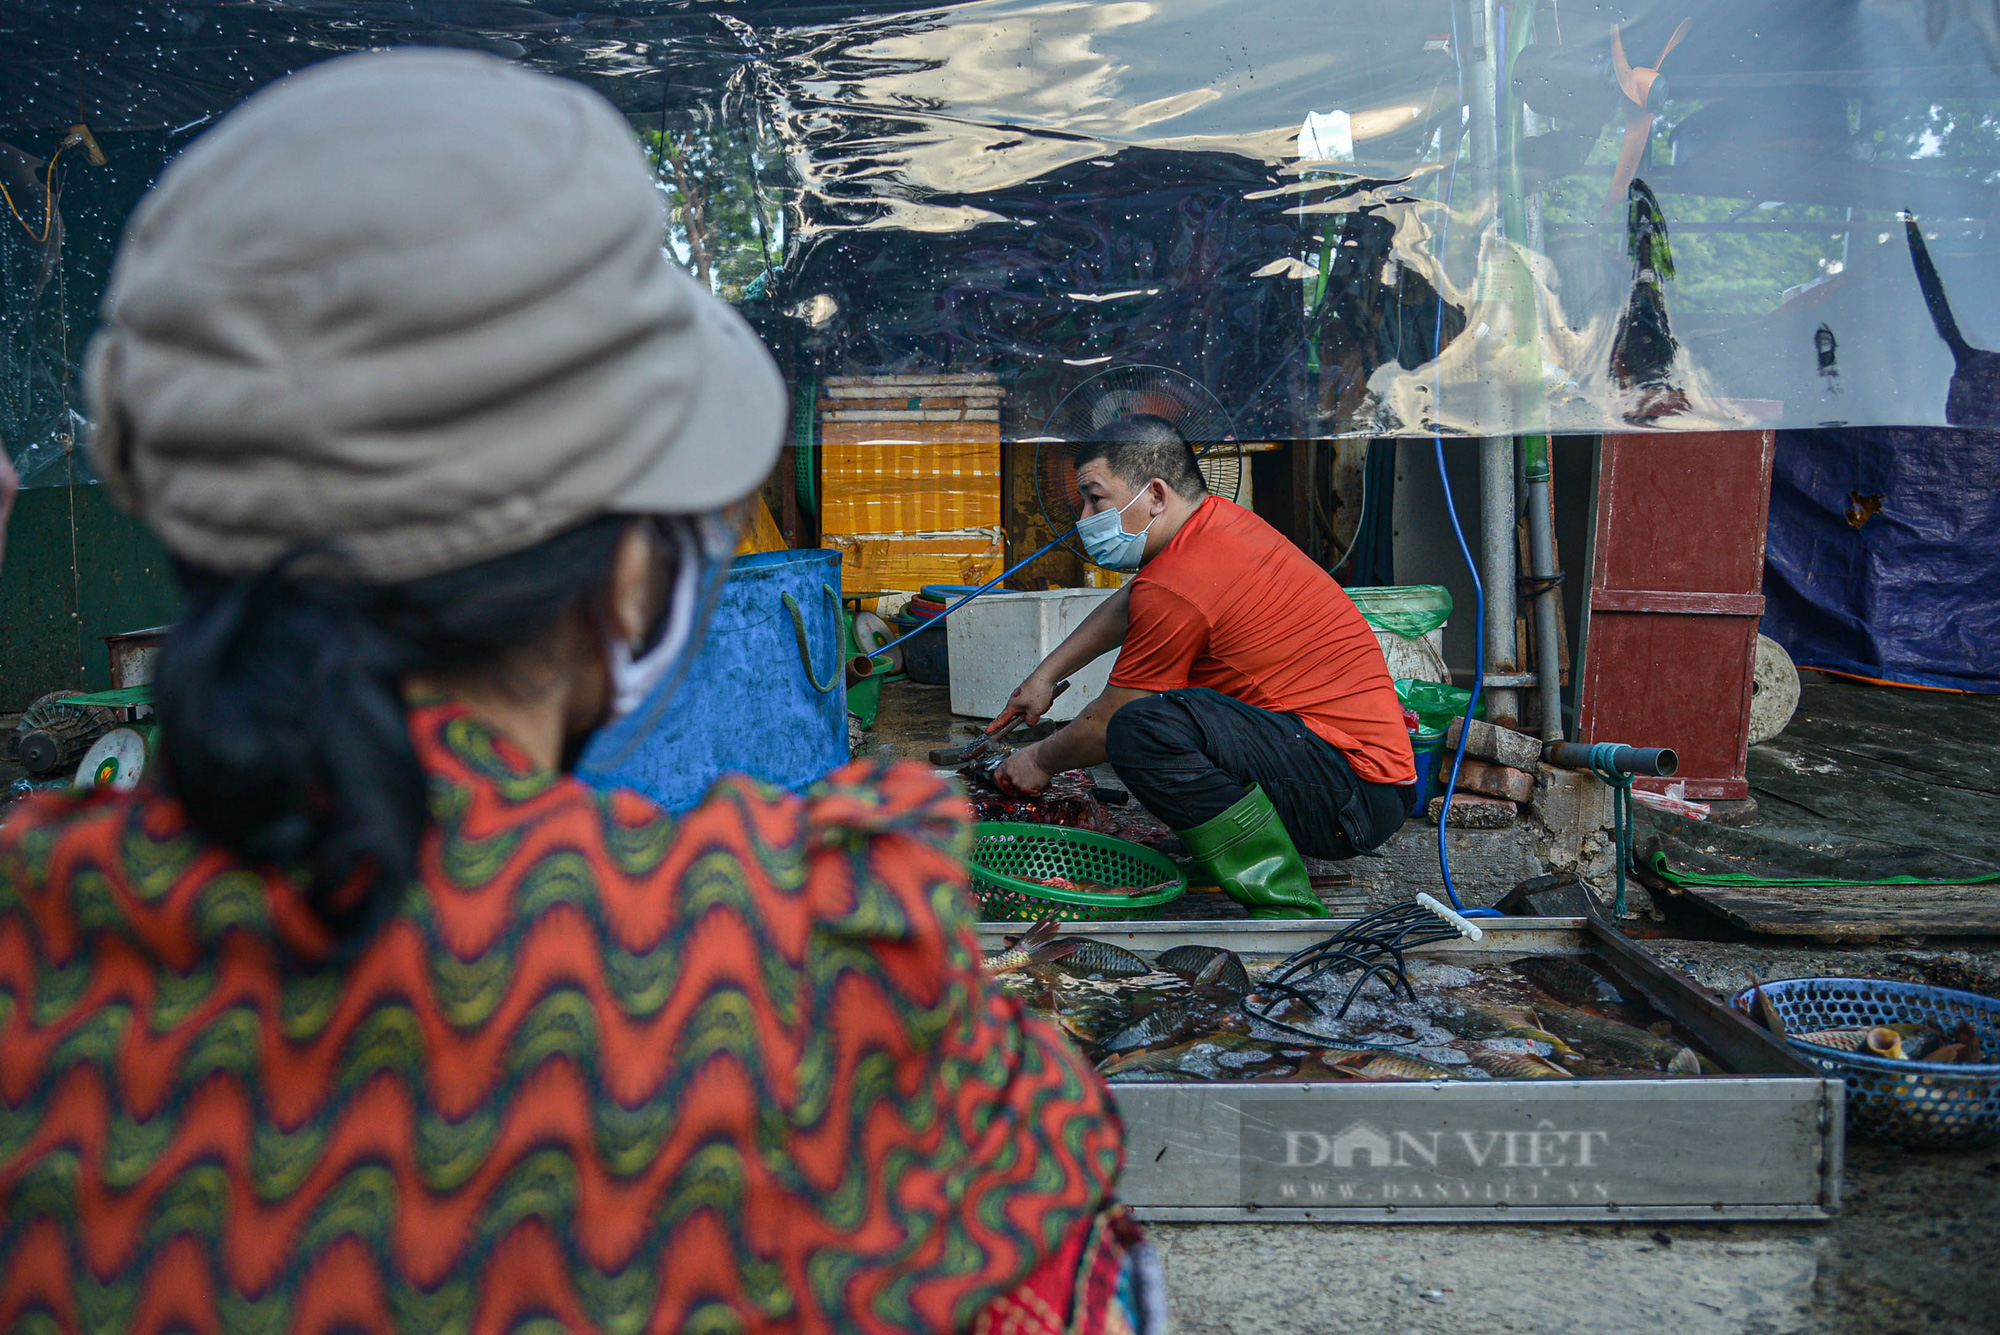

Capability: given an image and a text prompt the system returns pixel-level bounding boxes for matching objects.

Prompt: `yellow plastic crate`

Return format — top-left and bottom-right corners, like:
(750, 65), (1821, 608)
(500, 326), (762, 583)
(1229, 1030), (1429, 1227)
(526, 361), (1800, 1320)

(822, 529), (1004, 593)
(818, 374), (1002, 536)
(818, 426), (1001, 535)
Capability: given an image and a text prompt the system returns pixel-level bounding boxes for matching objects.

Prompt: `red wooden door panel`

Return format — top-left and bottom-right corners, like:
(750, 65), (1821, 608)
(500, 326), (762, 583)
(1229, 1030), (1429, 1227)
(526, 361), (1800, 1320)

(1577, 432), (1777, 800)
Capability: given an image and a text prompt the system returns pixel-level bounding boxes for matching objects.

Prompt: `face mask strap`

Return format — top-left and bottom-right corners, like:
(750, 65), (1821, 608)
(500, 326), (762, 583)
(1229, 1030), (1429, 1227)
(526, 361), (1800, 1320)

(592, 512), (739, 767)
(1126, 482), (1161, 536)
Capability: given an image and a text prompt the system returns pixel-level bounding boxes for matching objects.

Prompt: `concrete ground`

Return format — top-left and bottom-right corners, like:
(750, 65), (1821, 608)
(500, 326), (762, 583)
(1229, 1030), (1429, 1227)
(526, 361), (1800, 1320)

(1151, 1129), (1998, 1335)
(865, 678), (2000, 1335)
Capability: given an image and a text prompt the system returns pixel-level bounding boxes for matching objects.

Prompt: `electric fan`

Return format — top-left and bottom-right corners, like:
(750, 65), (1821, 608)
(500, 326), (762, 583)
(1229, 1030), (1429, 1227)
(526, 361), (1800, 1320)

(1028, 364), (1244, 567)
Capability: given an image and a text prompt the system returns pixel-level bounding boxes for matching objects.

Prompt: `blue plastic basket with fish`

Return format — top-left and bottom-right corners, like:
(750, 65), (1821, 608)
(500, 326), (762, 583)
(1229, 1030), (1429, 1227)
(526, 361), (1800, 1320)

(1732, 977), (2000, 1149)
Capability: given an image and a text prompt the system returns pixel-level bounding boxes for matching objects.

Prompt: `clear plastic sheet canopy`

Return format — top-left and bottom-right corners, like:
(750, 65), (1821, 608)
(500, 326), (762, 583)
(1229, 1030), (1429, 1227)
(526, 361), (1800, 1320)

(6, 0), (2000, 480)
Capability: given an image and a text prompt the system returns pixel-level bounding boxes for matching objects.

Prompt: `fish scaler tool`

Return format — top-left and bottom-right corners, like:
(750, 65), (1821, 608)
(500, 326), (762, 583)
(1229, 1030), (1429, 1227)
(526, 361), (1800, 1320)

(1242, 897), (1484, 1038)
(927, 679), (1071, 767)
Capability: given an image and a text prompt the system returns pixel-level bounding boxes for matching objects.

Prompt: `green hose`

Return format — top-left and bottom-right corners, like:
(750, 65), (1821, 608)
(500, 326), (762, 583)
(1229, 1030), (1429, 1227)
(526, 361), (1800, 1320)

(1643, 852), (2000, 891)
(1584, 748), (1637, 917)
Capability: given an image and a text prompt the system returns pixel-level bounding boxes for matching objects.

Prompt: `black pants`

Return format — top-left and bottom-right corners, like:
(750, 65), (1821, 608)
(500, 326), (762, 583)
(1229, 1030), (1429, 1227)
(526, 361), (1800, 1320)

(1104, 688), (1412, 860)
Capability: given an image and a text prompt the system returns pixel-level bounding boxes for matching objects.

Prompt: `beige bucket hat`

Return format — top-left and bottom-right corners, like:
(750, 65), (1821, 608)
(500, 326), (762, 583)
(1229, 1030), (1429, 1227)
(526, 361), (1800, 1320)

(86, 48), (784, 583)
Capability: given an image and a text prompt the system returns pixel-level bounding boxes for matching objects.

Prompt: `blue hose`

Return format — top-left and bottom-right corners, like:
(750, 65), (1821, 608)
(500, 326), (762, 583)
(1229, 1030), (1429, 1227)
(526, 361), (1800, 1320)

(1424, 3), (1502, 919)
(867, 528), (1078, 659)
(1432, 443), (1506, 919)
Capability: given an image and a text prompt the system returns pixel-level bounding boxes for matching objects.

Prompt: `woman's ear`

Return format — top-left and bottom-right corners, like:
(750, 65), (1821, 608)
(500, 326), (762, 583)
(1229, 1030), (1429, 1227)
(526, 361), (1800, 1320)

(606, 521), (658, 646)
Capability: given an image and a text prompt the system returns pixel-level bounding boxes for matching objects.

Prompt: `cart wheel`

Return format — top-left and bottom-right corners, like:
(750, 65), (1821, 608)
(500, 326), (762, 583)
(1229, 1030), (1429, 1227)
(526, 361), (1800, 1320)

(13, 691), (119, 777)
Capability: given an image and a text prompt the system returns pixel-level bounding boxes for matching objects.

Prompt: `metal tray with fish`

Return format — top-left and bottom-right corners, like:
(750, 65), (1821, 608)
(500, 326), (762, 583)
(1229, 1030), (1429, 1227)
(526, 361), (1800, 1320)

(976, 913), (1843, 1224)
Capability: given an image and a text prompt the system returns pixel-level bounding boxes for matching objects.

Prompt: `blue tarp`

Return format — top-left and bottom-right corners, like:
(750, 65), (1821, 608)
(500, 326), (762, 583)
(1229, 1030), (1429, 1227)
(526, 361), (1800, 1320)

(1762, 430), (2000, 692)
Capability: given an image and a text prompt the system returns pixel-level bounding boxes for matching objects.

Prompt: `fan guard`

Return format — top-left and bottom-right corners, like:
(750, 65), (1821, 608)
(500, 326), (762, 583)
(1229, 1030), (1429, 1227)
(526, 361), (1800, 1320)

(1028, 365), (1244, 567)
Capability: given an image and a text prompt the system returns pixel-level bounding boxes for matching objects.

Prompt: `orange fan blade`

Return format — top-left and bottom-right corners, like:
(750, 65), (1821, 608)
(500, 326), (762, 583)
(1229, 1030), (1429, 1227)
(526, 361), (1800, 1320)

(1611, 25), (1646, 104)
(1655, 17), (1693, 67)
(1613, 18), (1692, 108)
(1602, 109), (1654, 215)
(1601, 18), (1690, 214)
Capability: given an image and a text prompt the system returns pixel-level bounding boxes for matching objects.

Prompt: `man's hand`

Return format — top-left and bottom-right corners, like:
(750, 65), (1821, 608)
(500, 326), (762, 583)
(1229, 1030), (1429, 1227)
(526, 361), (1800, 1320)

(994, 743), (1053, 797)
(990, 673), (1059, 736)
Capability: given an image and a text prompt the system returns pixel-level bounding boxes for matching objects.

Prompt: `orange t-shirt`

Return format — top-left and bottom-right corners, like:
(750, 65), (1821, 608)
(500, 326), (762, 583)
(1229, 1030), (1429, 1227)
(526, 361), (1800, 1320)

(1108, 496), (1417, 786)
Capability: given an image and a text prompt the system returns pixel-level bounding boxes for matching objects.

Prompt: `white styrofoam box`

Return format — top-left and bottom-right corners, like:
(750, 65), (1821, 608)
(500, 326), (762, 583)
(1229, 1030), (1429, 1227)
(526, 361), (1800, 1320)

(1375, 623), (1450, 684)
(946, 588), (1118, 721)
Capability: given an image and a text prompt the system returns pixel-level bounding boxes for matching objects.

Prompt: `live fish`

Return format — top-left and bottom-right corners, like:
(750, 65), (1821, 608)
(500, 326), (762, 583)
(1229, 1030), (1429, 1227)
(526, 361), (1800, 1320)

(982, 915), (1083, 975)
(1465, 1047), (1571, 1079)
(1786, 1027), (1868, 1053)
(1747, 980), (1788, 1038)
(1887, 1022), (1944, 1061)
(1513, 956), (1626, 1008)
(1446, 1001), (1580, 1057)
(1047, 980), (1136, 1048)
(1929, 1021), (1985, 1065)
(1097, 1038), (1218, 1080)
(1031, 876), (1180, 898)
(1050, 938), (1154, 981)
(1293, 1052), (1369, 1081)
(1334, 1050), (1463, 1082)
(1791, 1023), (1941, 1061)
(1156, 944), (1251, 996)
(1529, 998), (1706, 1072)
(1100, 991), (1242, 1054)
(1098, 1030), (1280, 1080)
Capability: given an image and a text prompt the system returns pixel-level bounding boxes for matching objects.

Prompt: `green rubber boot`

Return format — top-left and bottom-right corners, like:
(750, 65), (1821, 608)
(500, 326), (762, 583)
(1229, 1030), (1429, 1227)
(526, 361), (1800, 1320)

(1174, 785), (1324, 920)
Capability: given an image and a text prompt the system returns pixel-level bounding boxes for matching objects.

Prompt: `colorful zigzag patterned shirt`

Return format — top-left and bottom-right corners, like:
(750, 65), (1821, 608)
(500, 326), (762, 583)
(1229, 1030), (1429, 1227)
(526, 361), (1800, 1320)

(0, 700), (1125, 1333)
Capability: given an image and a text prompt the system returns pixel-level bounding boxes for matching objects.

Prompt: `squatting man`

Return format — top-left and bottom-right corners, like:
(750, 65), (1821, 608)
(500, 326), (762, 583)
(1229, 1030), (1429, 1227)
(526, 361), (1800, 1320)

(993, 416), (1419, 918)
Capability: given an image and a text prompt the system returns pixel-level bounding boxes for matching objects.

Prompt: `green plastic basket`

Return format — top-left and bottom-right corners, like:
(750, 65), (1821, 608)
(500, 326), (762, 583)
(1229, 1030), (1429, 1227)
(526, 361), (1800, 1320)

(969, 823), (1187, 921)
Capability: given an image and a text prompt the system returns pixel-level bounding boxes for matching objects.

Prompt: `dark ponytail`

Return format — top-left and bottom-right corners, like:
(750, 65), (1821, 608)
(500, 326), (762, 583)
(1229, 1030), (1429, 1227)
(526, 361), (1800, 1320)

(155, 517), (631, 955)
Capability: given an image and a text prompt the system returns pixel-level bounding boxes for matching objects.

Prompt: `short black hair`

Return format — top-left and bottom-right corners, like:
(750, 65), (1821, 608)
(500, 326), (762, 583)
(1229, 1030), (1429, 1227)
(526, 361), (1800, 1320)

(1071, 414), (1208, 498)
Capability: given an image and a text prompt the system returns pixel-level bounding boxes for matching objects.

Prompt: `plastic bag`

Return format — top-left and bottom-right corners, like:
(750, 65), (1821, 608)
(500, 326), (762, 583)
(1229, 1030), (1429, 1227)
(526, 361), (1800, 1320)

(1346, 585), (1452, 639)
(1395, 678), (1483, 732)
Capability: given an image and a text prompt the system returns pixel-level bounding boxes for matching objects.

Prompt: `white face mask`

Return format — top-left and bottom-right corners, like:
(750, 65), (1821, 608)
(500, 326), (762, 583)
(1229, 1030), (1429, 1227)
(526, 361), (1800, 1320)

(1075, 486), (1157, 570)
(602, 512), (737, 723)
(605, 524), (702, 719)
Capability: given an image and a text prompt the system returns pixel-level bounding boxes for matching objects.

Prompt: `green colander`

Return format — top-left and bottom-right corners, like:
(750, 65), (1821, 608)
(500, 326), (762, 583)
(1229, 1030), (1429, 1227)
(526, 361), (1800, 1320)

(969, 823), (1187, 921)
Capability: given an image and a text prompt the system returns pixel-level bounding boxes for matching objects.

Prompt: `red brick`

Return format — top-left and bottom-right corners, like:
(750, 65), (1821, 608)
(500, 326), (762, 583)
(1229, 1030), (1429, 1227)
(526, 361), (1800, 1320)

(1452, 758), (1536, 804)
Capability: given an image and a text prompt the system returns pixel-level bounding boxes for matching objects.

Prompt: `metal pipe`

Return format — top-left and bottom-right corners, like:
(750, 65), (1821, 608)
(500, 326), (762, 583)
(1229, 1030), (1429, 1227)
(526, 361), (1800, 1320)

(1479, 436), (1519, 722)
(1465, 0), (1500, 186)
(1544, 742), (1678, 778)
(1524, 434), (1564, 740)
